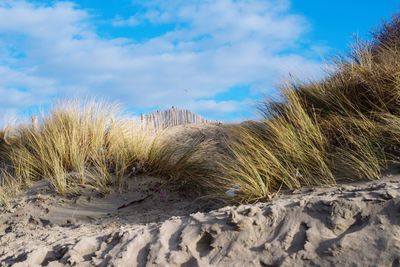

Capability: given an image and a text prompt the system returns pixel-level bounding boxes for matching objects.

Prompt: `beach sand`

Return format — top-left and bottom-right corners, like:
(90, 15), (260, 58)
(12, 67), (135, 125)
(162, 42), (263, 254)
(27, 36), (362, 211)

(1, 172), (400, 266)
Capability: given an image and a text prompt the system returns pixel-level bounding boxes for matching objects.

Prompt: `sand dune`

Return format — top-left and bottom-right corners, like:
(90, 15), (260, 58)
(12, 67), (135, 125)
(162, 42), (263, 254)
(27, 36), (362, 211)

(1, 174), (400, 266)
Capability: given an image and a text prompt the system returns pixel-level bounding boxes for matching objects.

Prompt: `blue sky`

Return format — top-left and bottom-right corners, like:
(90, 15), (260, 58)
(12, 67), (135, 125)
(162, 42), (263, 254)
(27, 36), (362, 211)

(0, 0), (398, 124)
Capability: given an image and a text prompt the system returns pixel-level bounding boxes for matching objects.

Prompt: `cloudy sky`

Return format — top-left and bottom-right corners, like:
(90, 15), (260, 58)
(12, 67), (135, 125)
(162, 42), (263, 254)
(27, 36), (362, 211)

(0, 0), (398, 123)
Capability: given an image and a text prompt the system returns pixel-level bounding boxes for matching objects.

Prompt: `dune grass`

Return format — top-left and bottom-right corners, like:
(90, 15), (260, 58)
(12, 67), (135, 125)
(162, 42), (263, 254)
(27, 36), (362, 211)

(0, 100), (216, 205)
(214, 13), (400, 202)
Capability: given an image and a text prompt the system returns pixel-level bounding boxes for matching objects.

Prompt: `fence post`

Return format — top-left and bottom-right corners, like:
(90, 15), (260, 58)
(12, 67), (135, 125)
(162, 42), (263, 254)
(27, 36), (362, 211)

(32, 116), (38, 132)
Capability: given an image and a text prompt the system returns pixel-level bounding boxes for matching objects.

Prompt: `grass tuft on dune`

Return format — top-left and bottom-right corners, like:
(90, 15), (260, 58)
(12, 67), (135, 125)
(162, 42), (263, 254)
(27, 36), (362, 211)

(0, 100), (216, 204)
(216, 13), (400, 202)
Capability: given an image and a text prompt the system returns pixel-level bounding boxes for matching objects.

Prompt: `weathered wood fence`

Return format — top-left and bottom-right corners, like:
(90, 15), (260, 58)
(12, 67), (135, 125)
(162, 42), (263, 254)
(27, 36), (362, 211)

(140, 106), (210, 131)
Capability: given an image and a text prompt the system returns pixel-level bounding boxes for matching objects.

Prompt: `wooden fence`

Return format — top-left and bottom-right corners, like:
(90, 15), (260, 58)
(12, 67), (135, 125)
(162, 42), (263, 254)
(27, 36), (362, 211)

(140, 106), (211, 131)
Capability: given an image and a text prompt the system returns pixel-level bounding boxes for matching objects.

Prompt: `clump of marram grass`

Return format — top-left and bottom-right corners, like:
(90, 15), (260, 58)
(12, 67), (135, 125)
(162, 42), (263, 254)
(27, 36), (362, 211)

(0, 100), (153, 195)
(216, 91), (335, 202)
(0, 100), (217, 204)
(216, 13), (400, 203)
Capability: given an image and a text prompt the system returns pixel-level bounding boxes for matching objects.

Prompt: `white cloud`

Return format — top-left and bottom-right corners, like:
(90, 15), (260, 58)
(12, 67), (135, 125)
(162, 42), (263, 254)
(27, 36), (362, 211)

(112, 15), (139, 27)
(184, 98), (253, 115)
(0, 0), (327, 124)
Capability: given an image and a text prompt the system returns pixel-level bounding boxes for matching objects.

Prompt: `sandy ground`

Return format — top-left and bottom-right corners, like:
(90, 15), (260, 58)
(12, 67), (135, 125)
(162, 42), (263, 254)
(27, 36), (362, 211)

(1, 172), (400, 266)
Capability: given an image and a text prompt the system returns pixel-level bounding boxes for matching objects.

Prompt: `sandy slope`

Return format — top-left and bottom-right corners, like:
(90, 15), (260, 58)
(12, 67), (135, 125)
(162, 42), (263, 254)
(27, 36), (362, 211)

(1, 174), (400, 266)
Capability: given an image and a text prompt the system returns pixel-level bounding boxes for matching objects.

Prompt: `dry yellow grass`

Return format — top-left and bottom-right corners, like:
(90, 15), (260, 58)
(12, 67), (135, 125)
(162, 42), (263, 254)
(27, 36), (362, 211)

(217, 91), (335, 202)
(0, 100), (216, 205)
(215, 13), (400, 203)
